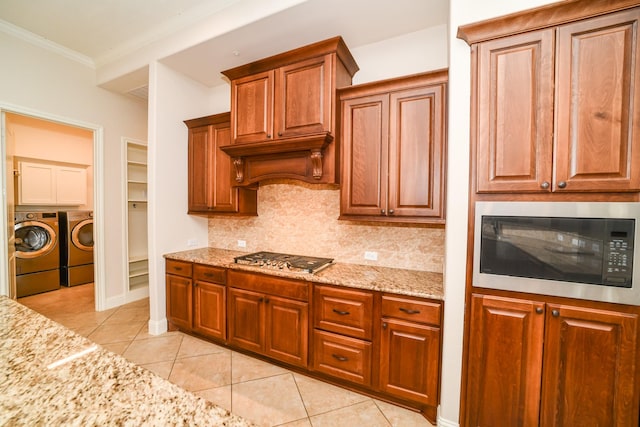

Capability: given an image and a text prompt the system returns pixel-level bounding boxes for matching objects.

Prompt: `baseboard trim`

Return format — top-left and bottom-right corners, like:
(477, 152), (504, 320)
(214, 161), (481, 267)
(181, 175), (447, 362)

(148, 318), (167, 336)
(437, 415), (459, 427)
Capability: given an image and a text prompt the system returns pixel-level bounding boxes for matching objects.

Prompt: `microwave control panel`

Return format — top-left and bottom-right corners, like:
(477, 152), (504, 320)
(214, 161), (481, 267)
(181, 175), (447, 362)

(603, 221), (634, 288)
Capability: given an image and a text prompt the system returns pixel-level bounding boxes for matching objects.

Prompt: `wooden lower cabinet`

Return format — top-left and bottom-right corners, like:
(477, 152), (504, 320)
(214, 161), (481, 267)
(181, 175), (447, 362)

(465, 294), (639, 427)
(227, 271), (309, 368)
(166, 274), (192, 330)
(379, 318), (440, 406)
(166, 261), (444, 423)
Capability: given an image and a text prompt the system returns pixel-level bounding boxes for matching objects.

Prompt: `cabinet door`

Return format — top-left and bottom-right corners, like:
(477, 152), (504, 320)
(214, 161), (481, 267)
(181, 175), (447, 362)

(274, 54), (333, 138)
(388, 83), (446, 217)
(555, 8), (640, 192)
(210, 124), (238, 212)
(464, 294), (545, 427)
(166, 274), (193, 330)
(264, 295), (308, 367)
(231, 70), (274, 144)
(56, 166), (87, 205)
(188, 125), (212, 212)
(227, 288), (263, 353)
(193, 281), (226, 341)
(475, 30), (555, 193)
(541, 304), (639, 426)
(18, 161), (56, 205)
(380, 318), (440, 406)
(340, 93), (389, 216)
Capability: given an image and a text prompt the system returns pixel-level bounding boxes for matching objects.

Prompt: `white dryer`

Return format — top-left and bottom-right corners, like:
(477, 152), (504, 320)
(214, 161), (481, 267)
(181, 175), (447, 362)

(59, 210), (94, 286)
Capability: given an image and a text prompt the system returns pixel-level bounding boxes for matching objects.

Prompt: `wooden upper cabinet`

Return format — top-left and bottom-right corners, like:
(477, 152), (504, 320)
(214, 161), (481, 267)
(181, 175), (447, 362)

(339, 71), (447, 224)
(464, 294), (545, 427)
(540, 304), (639, 427)
(185, 113), (257, 216)
(466, 5), (640, 194)
(274, 55), (333, 139)
(555, 9), (640, 192)
(231, 71), (274, 144)
(475, 30), (554, 193)
(221, 37), (358, 185)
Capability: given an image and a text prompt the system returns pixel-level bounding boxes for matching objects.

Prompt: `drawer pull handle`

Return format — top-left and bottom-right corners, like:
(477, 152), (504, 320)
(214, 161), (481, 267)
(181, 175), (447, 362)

(174, 267), (182, 271)
(204, 273), (214, 278)
(332, 309), (350, 316)
(332, 354), (348, 362)
(399, 307), (421, 315)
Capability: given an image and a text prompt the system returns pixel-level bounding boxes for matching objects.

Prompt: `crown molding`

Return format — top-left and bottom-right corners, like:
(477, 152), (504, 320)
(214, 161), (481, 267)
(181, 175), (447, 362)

(0, 19), (95, 69)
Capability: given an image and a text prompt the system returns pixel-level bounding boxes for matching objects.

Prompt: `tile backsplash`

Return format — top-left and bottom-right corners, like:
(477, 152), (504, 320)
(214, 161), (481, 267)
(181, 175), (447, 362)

(208, 179), (444, 273)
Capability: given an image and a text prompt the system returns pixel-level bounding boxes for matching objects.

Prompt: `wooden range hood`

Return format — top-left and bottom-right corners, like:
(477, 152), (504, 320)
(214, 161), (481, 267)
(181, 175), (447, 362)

(220, 36), (358, 186)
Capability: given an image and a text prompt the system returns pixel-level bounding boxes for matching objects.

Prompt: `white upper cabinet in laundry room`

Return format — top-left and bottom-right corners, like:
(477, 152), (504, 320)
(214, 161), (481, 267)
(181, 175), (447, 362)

(17, 161), (87, 206)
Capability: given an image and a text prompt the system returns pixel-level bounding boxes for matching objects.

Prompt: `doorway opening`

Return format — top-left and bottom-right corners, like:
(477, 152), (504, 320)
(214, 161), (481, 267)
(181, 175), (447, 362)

(0, 106), (105, 311)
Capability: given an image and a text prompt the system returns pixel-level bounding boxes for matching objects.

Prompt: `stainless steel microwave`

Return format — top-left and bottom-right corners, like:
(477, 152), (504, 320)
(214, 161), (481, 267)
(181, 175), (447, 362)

(473, 201), (640, 305)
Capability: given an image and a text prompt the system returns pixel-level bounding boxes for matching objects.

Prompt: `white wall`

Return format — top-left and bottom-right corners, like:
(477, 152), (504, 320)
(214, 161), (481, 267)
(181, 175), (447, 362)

(0, 31), (147, 305)
(147, 62), (230, 334)
(440, 1), (558, 425)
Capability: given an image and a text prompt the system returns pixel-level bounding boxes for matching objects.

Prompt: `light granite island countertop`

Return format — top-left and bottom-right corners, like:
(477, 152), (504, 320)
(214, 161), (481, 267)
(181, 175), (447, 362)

(164, 247), (444, 301)
(0, 296), (254, 427)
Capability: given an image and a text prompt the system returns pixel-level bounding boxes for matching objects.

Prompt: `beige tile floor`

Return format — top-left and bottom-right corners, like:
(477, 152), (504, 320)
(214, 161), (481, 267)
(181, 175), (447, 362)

(18, 284), (435, 427)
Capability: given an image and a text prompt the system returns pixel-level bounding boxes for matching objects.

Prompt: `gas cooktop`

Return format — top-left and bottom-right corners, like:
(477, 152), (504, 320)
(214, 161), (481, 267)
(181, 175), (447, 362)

(233, 251), (334, 274)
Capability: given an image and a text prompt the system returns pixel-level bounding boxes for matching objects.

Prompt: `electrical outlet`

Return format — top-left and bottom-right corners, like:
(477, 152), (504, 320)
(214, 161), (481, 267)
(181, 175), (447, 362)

(187, 238), (198, 247)
(364, 251), (378, 261)
(237, 240), (247, 248)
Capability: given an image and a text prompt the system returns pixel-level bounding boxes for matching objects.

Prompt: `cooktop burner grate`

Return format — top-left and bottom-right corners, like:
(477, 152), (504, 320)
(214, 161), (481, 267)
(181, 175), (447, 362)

(233, 251), (334, 274)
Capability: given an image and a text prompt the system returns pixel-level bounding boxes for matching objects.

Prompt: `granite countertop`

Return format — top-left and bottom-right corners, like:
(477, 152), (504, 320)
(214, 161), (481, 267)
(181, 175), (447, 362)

(164, 247), (444, 301)
(0, 296), (254, 427)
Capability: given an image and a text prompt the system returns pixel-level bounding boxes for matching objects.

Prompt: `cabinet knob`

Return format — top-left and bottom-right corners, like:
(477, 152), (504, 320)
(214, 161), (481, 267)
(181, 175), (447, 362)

(381, 209), (386, 215)
(557, 181), (567, 189)
(259, 297), (264, 303)
(535, 307), (543, 314)
(552, 309), (560, 317)
(389, 209), (395, 215)
(278, 132), (283, 137)
(267, 134), (272, 138)
(265, 298), (270, 304)
(540, 181), (550, 189)
(382, 322), (388, 329)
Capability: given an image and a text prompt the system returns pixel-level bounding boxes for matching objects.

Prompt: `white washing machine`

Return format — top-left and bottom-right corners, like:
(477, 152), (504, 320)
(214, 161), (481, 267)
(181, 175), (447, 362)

(59, 210), (94, 286)
(15, 211), (60, 297)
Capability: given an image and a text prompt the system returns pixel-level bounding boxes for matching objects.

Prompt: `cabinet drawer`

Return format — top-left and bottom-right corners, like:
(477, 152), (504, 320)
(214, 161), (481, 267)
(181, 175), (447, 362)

(314, 285), (374, 340)
(312, 330), (372, 386)
(381, 294), (441, 326)
(194, 264), (226, 284)
(166, 260), (193, 278)
(228, 269), (309, 301)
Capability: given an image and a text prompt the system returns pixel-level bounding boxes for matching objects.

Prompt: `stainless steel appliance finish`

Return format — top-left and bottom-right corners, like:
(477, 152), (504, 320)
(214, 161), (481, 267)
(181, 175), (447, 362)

(59, 210), (94, 287)
(234, 251), (334, 273)
(473, 201), (640, 305)
(15, 211), (60, 297)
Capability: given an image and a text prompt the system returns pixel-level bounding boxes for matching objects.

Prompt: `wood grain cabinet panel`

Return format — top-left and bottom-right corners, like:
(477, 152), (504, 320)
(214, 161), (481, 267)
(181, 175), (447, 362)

(464, 294), (545, 427)
(540, 304), (639, 427)
(379, 318), (440, 406)
(472, 7), (640, 194)
(312, 329), (372, 386)
(227, 272), (309, 368)
(185, 113), (257, 215)
(231, 71), (274, 144)
(166, 273), (193, 331)
(465, 294), (640, 427)
(193, 280), (226, 341)
(475, 30), (554, 193)
(313, 285), (374, 340)
(339, 71), (447, 223)
(554, 9), (640, 192)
